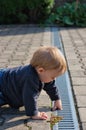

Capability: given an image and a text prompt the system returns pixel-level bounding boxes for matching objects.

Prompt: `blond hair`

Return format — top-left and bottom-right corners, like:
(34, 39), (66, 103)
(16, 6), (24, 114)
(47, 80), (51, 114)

(30, 46), (67, 73)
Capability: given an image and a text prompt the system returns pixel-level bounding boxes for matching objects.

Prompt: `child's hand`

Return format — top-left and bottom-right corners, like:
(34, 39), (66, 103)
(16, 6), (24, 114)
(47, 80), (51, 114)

(32, 111), (48, 120)
(53, 99), (63, 111)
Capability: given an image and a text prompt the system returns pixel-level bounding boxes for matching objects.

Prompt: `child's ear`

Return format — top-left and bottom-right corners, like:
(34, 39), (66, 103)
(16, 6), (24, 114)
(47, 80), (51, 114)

(37, 67), (45, 73)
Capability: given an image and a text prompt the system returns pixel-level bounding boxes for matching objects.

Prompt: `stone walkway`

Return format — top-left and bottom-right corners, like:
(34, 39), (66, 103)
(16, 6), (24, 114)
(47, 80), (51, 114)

(0, 25), (86, 130)
(59, 27), (86, 130)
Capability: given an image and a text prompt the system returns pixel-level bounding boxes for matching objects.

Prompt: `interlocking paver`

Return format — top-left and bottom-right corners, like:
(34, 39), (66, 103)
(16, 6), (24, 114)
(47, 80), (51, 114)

(73, 86), (86, 95)
(78, 108), (86, 122)
(72, 77), (86, 85)
(76, 96), (86, 107)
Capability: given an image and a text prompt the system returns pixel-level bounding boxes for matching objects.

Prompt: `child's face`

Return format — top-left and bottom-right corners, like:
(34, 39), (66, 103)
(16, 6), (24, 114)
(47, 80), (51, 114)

(37, 68), (62, 83)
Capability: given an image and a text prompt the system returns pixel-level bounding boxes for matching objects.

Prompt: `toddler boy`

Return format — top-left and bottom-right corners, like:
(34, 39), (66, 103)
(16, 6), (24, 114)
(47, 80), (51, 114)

(0, 46), (67, 120)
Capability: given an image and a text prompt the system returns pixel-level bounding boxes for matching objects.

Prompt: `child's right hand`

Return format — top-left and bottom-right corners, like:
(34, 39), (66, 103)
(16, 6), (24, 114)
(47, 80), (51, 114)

(32, 111), (48, 120)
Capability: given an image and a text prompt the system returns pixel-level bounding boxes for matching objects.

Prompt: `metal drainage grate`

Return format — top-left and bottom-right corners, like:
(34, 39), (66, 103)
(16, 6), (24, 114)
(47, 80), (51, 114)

(51, 27), (79, 130)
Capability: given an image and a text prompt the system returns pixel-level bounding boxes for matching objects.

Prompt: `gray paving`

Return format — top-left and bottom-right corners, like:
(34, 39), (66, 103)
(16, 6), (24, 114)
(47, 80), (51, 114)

(0, 25), (86, 130)
(59, 27), (86, 130)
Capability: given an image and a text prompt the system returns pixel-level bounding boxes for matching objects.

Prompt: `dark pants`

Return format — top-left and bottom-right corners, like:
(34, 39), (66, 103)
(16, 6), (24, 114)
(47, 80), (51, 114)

(0, 69), (7, 106)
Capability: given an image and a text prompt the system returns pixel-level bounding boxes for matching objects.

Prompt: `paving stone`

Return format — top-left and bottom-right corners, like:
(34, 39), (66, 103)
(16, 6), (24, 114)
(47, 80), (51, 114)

(67, 59), (79, 64)
(66, 54), (78, 59)
(69, 70), (85, 77)
(74, 40), (84, 46)
(73, 86), (86, 95)
(82, 123), (86, 130)
(72, 77), (86, 85)
(82, 58), (86, 62)
(0, 55), (11, 59)
(79, 50), (86, 53)
(68, 64), (82, 70)
(0, 59), (9, 63)
(78, 108), (86, 122)
(76, 96), (86, 107)
(0, 63), (7, 68)
(27, 119), (50, 130)
(62, 46), (73, 52)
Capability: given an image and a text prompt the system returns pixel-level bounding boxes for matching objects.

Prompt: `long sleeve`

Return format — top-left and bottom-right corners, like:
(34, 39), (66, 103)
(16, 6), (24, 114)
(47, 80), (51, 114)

(23, 77), (40, 116)
(43, 80), (60, 101)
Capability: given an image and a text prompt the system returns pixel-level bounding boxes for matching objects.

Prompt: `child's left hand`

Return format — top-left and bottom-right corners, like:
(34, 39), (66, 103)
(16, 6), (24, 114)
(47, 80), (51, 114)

(32, 111), (48, 120)
(52, 99), (63, 111)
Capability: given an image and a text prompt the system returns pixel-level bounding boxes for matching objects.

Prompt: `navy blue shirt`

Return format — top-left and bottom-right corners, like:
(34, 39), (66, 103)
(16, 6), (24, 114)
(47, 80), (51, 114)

(0, 65), (60, 116)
